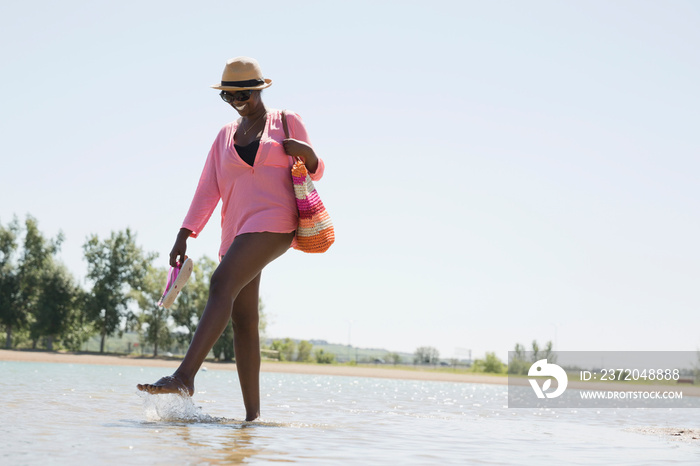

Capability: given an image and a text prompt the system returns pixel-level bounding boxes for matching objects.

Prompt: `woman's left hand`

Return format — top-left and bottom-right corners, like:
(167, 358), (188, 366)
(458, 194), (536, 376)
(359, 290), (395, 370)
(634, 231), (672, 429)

(283, 138), (319, 173)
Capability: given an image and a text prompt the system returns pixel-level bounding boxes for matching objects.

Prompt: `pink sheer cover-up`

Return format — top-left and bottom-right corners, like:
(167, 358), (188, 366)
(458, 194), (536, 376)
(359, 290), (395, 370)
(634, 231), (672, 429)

(181, 109), (325, 258)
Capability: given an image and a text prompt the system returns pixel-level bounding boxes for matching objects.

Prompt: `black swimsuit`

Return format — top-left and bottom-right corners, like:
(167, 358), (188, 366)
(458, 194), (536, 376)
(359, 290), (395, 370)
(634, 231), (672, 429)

(234, 140), (260, 167)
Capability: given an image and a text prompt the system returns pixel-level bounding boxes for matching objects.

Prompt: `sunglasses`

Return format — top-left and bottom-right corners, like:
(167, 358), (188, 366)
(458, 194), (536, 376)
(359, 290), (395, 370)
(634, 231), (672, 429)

(220, 90), (253, 103)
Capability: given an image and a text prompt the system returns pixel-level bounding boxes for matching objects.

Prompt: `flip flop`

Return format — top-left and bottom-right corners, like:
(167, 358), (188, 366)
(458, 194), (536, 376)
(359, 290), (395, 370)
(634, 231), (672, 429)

(157, 257), (194, 308)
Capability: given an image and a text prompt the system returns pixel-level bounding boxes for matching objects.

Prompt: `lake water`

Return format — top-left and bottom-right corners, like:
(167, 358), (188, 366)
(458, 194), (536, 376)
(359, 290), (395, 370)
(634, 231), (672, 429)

(2, 361), (699, 465)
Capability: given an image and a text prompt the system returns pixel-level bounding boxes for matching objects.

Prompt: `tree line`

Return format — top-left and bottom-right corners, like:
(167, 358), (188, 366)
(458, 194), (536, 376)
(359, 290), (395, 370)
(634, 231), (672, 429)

(411, 341), (557, 374)
(0, 215), (241, 357)
(4, 215), (526, 368)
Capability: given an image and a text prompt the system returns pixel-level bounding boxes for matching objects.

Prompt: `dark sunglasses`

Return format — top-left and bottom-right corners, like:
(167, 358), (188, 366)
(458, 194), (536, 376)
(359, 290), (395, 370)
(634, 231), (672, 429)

(220, 90), (253, 103)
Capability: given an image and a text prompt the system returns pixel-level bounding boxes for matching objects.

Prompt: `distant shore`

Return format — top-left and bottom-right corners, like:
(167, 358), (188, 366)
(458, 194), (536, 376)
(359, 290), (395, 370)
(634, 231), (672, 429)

(0, 349), (506, 385)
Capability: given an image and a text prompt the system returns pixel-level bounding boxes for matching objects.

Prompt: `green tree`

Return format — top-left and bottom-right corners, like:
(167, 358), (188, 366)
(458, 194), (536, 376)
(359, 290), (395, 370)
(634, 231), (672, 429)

(30, 263), (82, 351)
(540, 340), (556, 363)
(529, 339), (556, 363)
(508, 340), (557, 374)
(413, 346), (440, 365)
(21, 215), (63, 299)
(296, 340), (313, 362)
(133, 265), (172, 356)
(514, 342), (526, 360)
(83, 229), (155, 353)
(58, 287), (92, 351)
(508, 342), (529, 375)
(315, 348), (336, 364)
(23, 217), (65, 349)
(0, 217), (22, 348)
(271, 338), (296, 361)
(531, 340), (540, 360)
(0, 216), (64, 349)
(483, 352), (505, 373)
(2, 216), (88, 351)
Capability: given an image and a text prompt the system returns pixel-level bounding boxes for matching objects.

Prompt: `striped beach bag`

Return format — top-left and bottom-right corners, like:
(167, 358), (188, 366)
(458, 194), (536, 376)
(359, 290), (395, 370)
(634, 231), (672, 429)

(282, 111), (335, 253)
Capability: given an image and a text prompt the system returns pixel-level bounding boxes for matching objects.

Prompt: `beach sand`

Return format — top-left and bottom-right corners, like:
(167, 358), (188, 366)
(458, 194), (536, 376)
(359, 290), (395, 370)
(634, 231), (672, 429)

(0, 349), (506, 385)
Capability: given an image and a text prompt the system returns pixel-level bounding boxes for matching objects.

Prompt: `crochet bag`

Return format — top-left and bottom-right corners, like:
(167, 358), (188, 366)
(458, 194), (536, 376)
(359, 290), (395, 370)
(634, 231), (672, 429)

(282, 110), (335, 253)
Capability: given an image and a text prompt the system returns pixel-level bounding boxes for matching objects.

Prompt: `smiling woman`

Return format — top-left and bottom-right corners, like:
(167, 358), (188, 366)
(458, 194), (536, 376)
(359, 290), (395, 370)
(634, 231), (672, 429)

(136, 56), (327, 422)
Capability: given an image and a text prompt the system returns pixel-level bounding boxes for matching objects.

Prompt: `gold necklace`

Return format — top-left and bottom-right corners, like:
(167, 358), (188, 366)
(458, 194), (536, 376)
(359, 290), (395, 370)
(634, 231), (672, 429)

(241, 111), (267, 135)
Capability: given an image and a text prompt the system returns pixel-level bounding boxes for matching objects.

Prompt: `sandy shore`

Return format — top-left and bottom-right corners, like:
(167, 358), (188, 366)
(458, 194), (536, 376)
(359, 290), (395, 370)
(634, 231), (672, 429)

(0, 349), (506, 385)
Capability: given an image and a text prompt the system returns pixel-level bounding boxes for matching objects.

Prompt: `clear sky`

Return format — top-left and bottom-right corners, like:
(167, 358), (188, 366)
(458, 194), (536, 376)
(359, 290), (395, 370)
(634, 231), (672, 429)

(1, 1), (698, 361)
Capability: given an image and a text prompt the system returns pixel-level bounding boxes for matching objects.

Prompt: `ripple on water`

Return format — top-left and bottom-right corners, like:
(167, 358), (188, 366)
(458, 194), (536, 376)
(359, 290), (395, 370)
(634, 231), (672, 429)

(5, 362), (700, 465)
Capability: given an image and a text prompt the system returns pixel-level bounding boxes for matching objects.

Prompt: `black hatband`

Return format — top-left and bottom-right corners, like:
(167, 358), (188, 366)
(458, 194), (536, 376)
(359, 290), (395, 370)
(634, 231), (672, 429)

(221, 79), (264, 87)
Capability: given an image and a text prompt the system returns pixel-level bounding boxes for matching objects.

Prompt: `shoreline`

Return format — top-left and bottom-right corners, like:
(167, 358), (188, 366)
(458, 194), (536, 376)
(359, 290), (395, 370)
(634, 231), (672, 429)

(0, 349), (506, 385)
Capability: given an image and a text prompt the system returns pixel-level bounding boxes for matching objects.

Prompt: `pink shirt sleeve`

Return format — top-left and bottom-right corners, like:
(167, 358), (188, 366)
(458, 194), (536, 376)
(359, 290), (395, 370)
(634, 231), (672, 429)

(181, 128), (224, 238)
(287, 112), (325, 181)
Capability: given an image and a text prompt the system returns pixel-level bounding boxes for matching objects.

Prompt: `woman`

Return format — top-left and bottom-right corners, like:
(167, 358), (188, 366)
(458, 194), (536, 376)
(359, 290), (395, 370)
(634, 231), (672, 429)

(137, 57), (324, 422)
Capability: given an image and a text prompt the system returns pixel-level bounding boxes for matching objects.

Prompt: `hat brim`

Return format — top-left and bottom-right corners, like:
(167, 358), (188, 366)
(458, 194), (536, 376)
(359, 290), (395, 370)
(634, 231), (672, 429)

(210, 78), (272, 91)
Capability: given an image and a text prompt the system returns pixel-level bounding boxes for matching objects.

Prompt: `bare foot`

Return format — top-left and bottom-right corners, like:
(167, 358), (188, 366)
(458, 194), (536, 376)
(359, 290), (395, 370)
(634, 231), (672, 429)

(137, 373), (194, 396)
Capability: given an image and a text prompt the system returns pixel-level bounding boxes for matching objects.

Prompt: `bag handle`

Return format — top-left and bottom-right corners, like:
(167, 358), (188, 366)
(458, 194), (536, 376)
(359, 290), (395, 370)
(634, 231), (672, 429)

(281, 110), (303, 164)
(281, 109), (290, 139)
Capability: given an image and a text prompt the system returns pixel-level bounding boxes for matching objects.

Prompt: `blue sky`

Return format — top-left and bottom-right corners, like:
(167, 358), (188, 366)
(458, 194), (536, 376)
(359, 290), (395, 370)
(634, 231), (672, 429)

(1, 1), (698, 361)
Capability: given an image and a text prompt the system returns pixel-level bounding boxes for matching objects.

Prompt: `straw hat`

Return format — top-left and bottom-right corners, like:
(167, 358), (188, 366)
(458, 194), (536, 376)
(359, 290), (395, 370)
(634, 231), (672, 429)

(211, 56), (272, 91)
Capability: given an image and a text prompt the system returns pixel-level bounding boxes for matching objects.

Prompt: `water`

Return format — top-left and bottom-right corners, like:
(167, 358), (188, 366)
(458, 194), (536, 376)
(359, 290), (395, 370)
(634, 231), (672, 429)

(2, 361), (699, 465)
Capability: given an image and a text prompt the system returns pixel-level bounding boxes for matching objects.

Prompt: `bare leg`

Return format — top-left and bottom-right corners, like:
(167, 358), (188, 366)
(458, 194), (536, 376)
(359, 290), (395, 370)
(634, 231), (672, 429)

(231, 272), (262, 421)
(137, 232), (294, 410)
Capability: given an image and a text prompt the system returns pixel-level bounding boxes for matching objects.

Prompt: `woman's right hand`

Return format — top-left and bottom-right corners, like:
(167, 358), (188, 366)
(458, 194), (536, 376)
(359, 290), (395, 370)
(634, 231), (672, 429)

(170, 228), (192, 267)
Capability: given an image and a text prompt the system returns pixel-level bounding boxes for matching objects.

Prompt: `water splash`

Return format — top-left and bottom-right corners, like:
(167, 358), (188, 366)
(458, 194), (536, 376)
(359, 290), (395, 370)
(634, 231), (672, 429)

(138, 391), (218, 423)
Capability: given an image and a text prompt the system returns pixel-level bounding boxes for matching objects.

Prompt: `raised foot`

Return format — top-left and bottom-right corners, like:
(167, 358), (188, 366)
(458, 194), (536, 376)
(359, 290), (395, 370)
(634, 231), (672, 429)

(137, 374), (194, 397)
